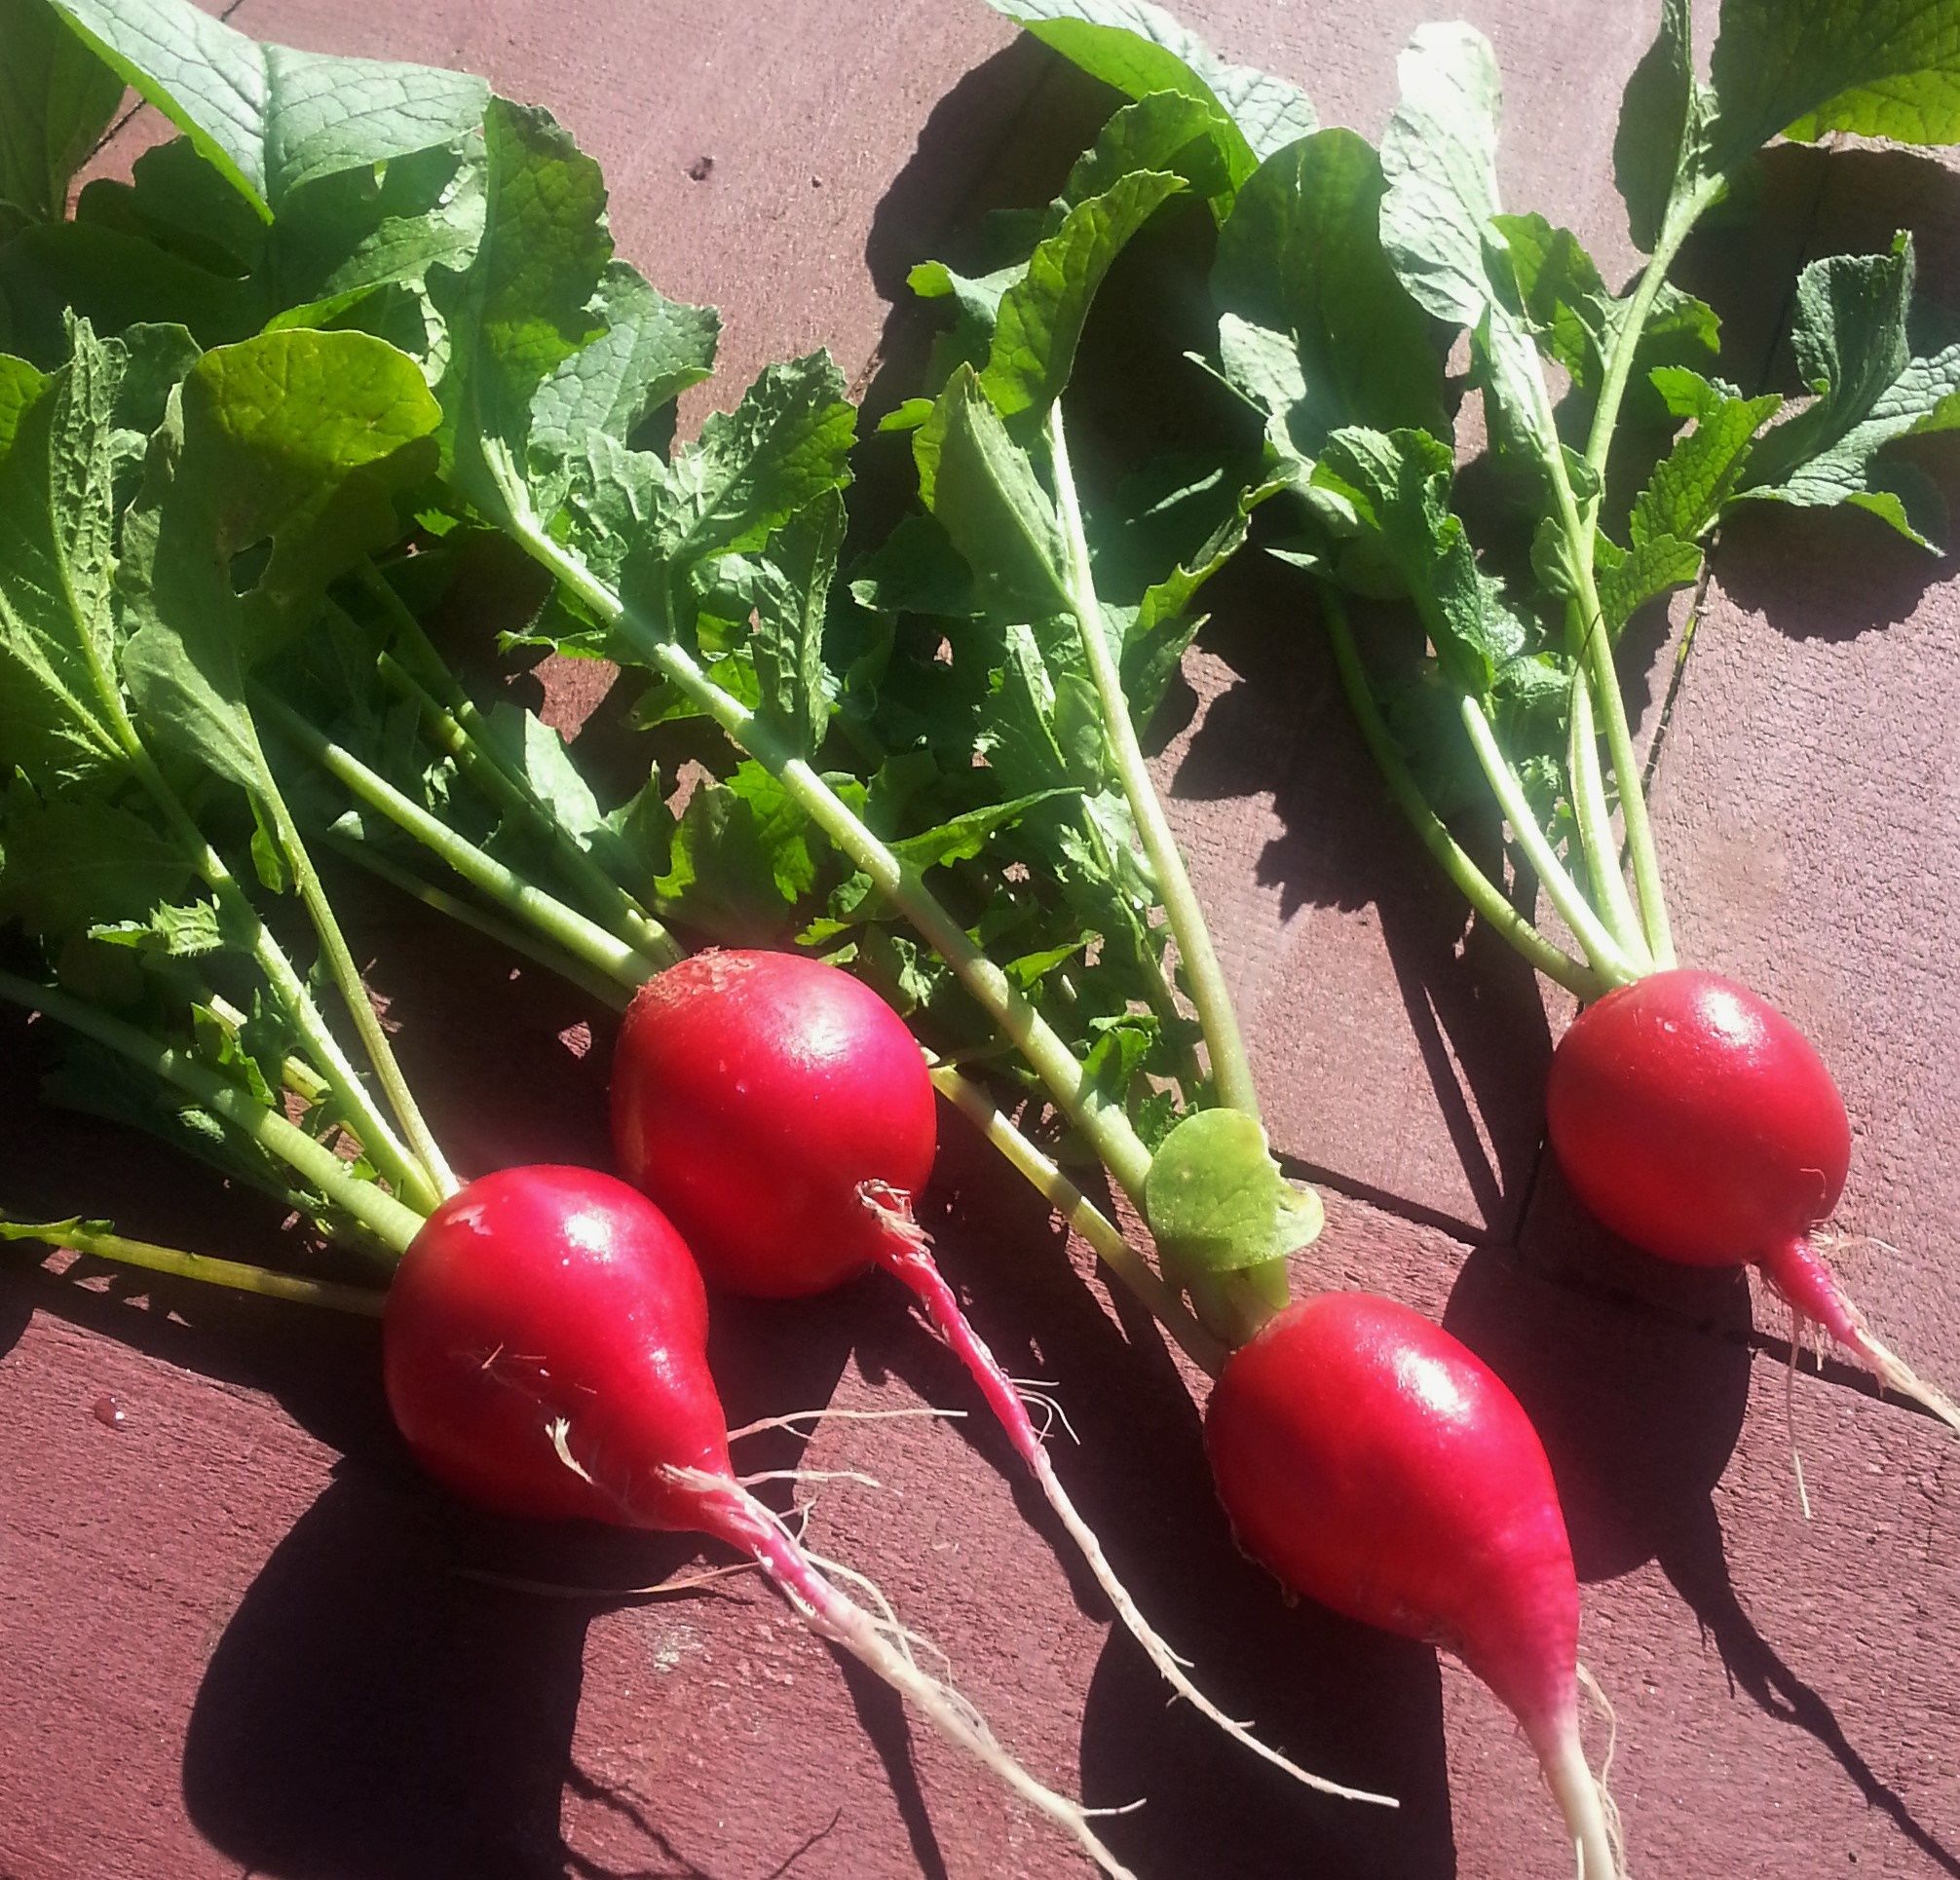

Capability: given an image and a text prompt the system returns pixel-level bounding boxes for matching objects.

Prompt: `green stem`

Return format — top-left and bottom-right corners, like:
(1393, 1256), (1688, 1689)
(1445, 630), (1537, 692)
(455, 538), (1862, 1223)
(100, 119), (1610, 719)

(364, 623), (682, 971)
(8, 1216), (387, 1315)
(1459, 696), (1642, 987)
(1047, 407), (1261, 1120)
(259, 694), (661, 995)
(1564, 665), (1650, 967)
(258, 778), (458, 1201)
(203, 993), (330, 1104)
(1564, 191), (1713, 973)
(123, 744), (435, 1212)
(926, 1063), (1223, 1375)
(0, 971), (425, 1258)
(1582, 192), (1709, 481)
(328, 829), (637, 1011)
(1319, 588), (1604, 999)
(521, 522), (1161, 1210)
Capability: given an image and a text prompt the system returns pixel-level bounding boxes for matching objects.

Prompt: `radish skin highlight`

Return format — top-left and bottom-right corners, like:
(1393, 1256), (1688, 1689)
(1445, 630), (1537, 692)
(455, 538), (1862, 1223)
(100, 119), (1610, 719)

(1548, 970), (1960, 1432)
(1205, 1294), (1624, 1877)
(613, 950), (1383, 1803)
(384, 1164), (1131, 1875)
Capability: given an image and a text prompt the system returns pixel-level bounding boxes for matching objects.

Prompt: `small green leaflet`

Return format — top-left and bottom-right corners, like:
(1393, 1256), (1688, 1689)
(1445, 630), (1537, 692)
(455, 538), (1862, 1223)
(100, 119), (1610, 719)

(0, 788), (191, 944)
(725, 488), (845, 758)
(0, 320), (132, 779)
(1143, 1106), (1323, 1276)
(48, 0), (488, 218)
(916, 366), (1072, 617)
(1737, 235), (1960, 547)
(981, 168), (1185, 432)
(984, 0), (1316, 179)
(1212, 128), (1447, 458)
(0, 0), (127, 232)
(1635, 367), (1783, 541)
(1313, 426), (1527, 699)
(1060, 91), (1236, 222)
(528, 260), (720, 468)
(645, 352), (855, 569)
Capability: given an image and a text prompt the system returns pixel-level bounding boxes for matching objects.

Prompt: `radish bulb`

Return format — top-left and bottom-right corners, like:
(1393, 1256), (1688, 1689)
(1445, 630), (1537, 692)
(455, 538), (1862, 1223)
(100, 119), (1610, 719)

(612, 950), (1385, 1803)
(1206, 1293), (1624, 1878)
(1548, 970), (1959, 1431)
(383, 1164), (1134, 1875)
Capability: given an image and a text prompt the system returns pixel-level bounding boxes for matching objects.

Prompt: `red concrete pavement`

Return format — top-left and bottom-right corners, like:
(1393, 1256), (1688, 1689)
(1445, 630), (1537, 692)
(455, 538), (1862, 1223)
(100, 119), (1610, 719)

(4, 2), (1959, 1877)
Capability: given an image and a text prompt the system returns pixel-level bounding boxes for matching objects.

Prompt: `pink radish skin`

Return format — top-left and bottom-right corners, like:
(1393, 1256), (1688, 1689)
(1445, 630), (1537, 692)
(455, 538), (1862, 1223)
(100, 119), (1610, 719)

(1548, 970), (1960, 1429)
(1206, 1294), (1623, 1877)
(384, 1164), (1134, 1876)
(612, 950), (1388, 1805)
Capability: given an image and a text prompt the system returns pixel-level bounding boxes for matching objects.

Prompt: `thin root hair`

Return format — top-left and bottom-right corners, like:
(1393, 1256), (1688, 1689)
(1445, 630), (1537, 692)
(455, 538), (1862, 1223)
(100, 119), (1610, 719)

(729, 1405), (966, 1442)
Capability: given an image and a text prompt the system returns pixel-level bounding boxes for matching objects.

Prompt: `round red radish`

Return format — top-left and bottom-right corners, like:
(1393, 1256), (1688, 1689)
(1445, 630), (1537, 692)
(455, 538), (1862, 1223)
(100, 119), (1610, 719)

(384, 1163), (724, 1528)
(612, 950), (936, 1297)
(1207, 1293), (1579, 1739)
(1547, 968), (1960, 1432)
(1206, 1293), (1620, 1872)
(381, 1162), (1132, 1873)
(1546, 968), (1850, 1266)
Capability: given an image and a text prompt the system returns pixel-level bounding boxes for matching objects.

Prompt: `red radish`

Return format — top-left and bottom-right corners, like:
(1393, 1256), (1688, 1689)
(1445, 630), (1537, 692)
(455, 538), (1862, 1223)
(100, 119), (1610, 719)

(612, 949), (1388, 1805)
(384, 1163), (1134, 1876)
(1206, 1293), (1623, 1878)
(1548, 970), (1959, 1430)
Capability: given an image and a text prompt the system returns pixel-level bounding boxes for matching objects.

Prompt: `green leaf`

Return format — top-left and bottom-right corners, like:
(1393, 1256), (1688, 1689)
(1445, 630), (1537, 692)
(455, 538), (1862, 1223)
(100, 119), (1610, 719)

(1143, 1107), (1323, 1276)
(1708, 0), (1960, 169)
(0, 0), (127, 231)
(649, 352), (854, 569)
(888, 787), (1077, 872)
(262, 139), (486, 343)
(1212, 128), (1446, 456)
(1314, 426), (1526, 697)
(1593, 530), (1704, 630)
(1378, 23), (1505, 332)
(730, 488), (845, 758)
(1630, 365), (1782, 545)
(0, 354), (47, 462)
(48, 0), (488, 216)
(528, 260), (720, 466)
(430, 98), (611, 532)
(1613, 0), (1698, 251)
(0, 321), (133, 780)
(1061, 90), (1236, 220)
(121, 327), (439, 790)
(1124, 474), (1283, 724)
(655, 761), (816, 936)
(0, 788), (191, 942)
(980, 168), (1186, 432)
(985, 0), (1315, 178)
(916, 366), (1072, 617)
(1737, 235), (1960, 546)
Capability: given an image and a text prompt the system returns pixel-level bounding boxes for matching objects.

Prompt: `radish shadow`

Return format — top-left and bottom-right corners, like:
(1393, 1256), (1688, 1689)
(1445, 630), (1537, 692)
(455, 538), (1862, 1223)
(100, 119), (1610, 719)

(182, 1469), (751, 1880)
(1660, 1498), (1960, 1877)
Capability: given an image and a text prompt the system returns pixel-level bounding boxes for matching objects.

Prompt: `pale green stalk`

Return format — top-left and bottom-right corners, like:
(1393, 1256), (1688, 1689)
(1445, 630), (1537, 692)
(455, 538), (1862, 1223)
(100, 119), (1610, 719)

(0, 971), (425, 1257)
(1047, 407), (1261, 1119)
(11, 1216), (387, 1315)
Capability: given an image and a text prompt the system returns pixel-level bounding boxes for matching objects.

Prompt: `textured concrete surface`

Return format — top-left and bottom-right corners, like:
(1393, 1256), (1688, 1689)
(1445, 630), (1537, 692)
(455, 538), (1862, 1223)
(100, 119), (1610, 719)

(5, 2), (1960, 1877)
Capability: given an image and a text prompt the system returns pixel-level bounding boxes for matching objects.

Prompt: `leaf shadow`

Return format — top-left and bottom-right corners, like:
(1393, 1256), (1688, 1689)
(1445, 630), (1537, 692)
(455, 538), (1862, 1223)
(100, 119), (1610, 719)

(1170, 560), (1557, 1240)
